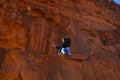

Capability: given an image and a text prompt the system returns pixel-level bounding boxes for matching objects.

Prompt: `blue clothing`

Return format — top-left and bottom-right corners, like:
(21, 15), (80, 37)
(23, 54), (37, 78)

(61, 47), (71, 55)
(55, 38), (71, 55)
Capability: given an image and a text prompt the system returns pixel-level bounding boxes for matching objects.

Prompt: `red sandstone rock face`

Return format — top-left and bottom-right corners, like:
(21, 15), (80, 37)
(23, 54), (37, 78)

(0, 19), (26, 49)
(0, 0), (120, 80)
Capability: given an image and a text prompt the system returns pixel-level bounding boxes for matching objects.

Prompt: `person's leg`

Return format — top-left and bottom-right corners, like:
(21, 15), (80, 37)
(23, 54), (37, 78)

(67, 47), (71, 55)
(64, 48), (68, 55)
(61, 48), (65, 55)
(58, 48), (62, 55)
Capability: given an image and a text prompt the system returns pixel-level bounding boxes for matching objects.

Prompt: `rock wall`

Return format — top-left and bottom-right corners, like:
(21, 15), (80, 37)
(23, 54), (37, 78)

(0, 0), (120, 80)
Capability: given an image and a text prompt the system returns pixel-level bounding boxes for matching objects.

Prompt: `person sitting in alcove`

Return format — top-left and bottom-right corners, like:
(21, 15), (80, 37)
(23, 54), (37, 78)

(52, 37), (71, 57)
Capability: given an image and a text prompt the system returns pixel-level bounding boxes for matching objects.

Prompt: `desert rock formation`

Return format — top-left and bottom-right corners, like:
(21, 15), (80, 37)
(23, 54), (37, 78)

(0, 0), (120, 80)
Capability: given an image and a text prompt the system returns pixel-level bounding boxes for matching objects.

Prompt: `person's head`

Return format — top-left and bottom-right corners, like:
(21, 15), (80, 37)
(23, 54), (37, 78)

(62, 37), (70, 42)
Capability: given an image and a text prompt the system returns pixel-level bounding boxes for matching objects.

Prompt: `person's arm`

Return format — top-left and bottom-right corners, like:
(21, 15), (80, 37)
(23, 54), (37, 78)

(52, 42), (60, 49)
(55, 46), (60, 49)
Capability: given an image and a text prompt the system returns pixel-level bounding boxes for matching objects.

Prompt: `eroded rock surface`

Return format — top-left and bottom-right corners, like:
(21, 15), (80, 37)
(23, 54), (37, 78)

(0, 0), (120, 80)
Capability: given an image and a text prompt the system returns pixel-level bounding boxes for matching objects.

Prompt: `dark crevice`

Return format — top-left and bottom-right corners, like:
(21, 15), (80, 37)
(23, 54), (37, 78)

(89, 60), (97, 80)
(70, 58), (84, 62)
(25, 26), (31, 49)
(16, 65), (23, 80)
(0, 48), (6, 68)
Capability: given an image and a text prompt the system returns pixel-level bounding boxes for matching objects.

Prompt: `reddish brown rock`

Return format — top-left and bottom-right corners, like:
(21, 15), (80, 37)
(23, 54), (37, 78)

(0, 0), (120, 80)
(0, 19), (26, 49)
(71, 53), (90, 60)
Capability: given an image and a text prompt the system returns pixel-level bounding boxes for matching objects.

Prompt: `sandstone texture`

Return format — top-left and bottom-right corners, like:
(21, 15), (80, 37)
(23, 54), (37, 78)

(0, 0), (120, 80)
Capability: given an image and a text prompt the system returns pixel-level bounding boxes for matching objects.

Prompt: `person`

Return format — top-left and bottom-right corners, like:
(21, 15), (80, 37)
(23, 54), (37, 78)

(52, 38), (71, 56)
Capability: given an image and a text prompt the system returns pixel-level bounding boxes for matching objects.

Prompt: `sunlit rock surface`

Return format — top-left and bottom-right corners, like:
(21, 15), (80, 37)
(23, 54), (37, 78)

(0, 0), (120, 80)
